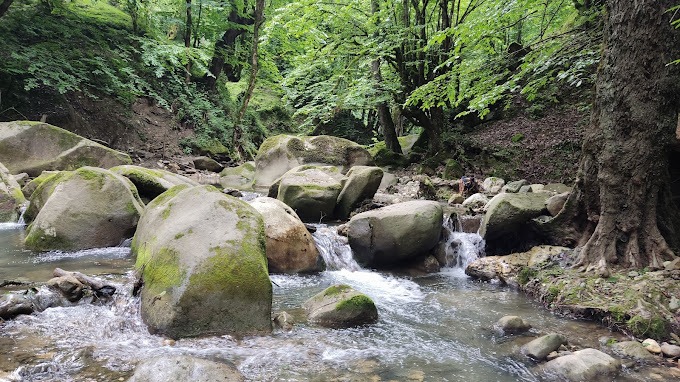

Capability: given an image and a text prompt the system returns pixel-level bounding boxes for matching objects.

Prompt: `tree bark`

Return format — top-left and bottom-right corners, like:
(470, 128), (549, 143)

(0, 0), (14, 18)
(543, 0), (680, 275)
(204, 10), (253, 91)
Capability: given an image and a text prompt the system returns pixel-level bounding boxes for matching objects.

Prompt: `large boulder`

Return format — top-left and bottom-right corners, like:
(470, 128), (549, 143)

(23, 167), (144, 251)
(611, 341), (657, 361)
(480, 193), (549, 255)
(21, 170), (59, 199)
(132, 185), (272, 339)
(0, 121), (131, 176)
(276, 166), (343, 222)
(541, 348), (620, 381)
(253, 135), (373, 189)
(128, 355), (245, 382)
(347, 201), (443, 267)
(0, 162), (26, 222)
(220, 161), (256, 190)
(303, 284), (378, 328)
(335, 166), (383, 220)
(110, 165), (198, 202)
(249, 197), (323, 274)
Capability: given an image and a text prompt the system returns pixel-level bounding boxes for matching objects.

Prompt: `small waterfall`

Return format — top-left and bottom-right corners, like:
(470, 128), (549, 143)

(442, 215), (485, 269)
(311, 225), (361, 271)
(17, 204), (27, 225)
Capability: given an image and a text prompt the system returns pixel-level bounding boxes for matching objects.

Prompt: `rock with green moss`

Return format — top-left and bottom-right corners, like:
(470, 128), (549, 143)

(366, 135), (419, 167)
(0, 162), (26, 222)
(253, 135), (373, 189)
(249, 197), (323, 274)
(276, 166), (343, 222)
(465, 246), (569, 284)
(132, 185), (272, 339)
(347, 200), (442, 267)
(24, 167), (144, 251)
(220, 161), (256, 190)
(109, 165), (198, 202)
(21, 171), (59, 199)
(192, 156), (224, 173)
(335, 166), (383, 220)
(0, 121), (131, 177)
(303, 284), (378, 328)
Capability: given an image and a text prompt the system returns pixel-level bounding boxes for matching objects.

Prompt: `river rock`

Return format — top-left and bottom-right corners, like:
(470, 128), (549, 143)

(193, 156), (224, 172)
(249, 197), (323, 274)
(0, 121), (131, 176)
(253, 135), (373, 188)
(521, 333), (568, 360)
(611, 341), (657, 361)
(0, 162), (26, 222)
(642, 338), (662, 354)
(502, 180), (527, 193)
(347, 200), (442, 267)
(462, 193), (489, 210)
(545, 192), (569, 216)
(494, 316), (532, 334)
(220, 161), (256, 190)
(273, 311), (294, 331)
(24, 167), (144, 251)
(110, 165), (198, 202)
(303, 284), (378, 328)
(541, 348), (620, 381)
(132, 185), (272, 339)
(334, 166), (383, 220)
(481, 177), (505, 195)
(0, 293), (34, 319)
(128, 355), (245, 382)
(21, 171), (58, 199)
(465, 246), (569, 284)
(276, 165), (343, 222)
(447, 193), (465, 205)
(661, 342), (680, 358)
(47, 275), (85, 302)
(544, 183), (571, 195)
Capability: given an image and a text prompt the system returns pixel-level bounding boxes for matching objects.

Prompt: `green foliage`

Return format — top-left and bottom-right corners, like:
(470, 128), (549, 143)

(518, 267), (538, 285)
(510, 133), (524, 143)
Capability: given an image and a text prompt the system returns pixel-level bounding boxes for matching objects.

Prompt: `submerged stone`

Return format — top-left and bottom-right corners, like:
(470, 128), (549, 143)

(303, 284), (378, 328)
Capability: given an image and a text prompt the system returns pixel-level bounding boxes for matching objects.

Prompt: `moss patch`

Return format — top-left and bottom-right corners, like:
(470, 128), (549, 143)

(323, 284), (352, 297)
(335, 294), (377, 315)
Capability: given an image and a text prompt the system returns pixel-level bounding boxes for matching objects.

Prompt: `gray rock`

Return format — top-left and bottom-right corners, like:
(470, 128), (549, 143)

(276, 165), (343, 222)
(481, 177), (505, 195)
(128, 355), (244, 382)
(220, 161), (256, 190)
(303, 284), (378, 328)
(335, 166), (383, 220)
(193, 156), (224, 172)
(502, 180), (527, 193)
(110, 165), (198, 201)
(642, 338), (661, 354)
(611, 340), (657, 361)
(545, 192), (569, 216)
(462, 193), (489, 210)
(0, 162), (26, 222)
(132, 185), (272, 339)
(347, 201), (442, 267)
(521, 333), (568, 360)
(494, 315), (532, 334)
(542, 348), (620, 381)
(661, 342), (680, 358)
(47, 275), (85, 302)
(12, 173), (29, 186)
(273, 311), (294, 331)
(544, 183), (572, 195)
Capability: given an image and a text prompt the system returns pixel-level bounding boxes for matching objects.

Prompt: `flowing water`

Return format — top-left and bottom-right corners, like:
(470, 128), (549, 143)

(0, 218), (666, 381)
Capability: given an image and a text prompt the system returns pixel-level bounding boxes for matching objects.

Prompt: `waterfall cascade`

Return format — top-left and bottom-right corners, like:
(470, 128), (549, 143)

(441, 215), (485, 269)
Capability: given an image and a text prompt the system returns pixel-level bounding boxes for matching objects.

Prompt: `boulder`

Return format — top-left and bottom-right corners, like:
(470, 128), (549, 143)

(248, 197), (323, 274)
(276, 166), (343, 222)
(21, 170), (59, 199)
(462, 193), (489, 210)
(502, 180), (527, 193)
(494, 316), (532, 334)
(661, 342), (680, 358)
(378, 172), (398, 190)
(132, 185), (272, 339)
(303, 284), (378, 328)
(0, 121), (131, 176)
(192, 156), (224, 172)
(542, 348), (620, 381)
(447, 193), (465, 205)
(347, 201), (442, 267)
(546, 192), (569, 216)
(0, 162), (26, 222)
(466, 246), (570, 285)
(128, 355), (244, 382)
(24, 167), (144, 251)
(335, 166), (383, 220)
(641, 338), (662, 354)
(521, 333), (568, 360)
(481, 177), (505, 195)
(611, 341), (657, 361)
(544, 183), (571, 195)
(13, 173), (29, 186)
(220, 161), (256, 190)
(253, 135), (373, 188)
(110, 165), (198, 202)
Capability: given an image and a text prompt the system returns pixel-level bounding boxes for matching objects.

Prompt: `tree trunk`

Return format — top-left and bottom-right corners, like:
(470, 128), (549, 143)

(543, 0), (680, 275)
(204, 10), (252, 91)
(237, 0), (264, 123)
(184, 0), (192, 83)
(0, 0), (14, 18)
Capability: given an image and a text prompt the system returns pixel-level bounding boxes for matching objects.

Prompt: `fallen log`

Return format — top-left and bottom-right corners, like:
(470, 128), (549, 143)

(52, 268), (116, 297)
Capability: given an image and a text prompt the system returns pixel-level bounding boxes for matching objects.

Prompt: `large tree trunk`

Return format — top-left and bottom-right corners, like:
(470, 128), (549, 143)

(543, 0), (680, 275)
(204, 10), (252, 91)
(0, 0), (14, 18)
(372, 59), (402, 154)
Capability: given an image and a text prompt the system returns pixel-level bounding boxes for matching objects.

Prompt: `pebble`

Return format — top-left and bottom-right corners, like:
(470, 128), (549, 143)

(642, 338), (662, 354)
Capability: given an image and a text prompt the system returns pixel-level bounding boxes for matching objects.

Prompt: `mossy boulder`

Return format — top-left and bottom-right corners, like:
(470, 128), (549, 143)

(303, 284), (378, 328)
(192, 156), (224, 173)
(24, 167), (144, 251)
(0, 162), (26, 222)
(347, 200), (443, 267)
(335, 166), (384, 220)
(249, 197), (323, 274)
(480, 192), (549, 255)
(21, 171), (59, 199)
(131, 185), (272, 339)
(129, 355), (245, 382)
(0, 121), (131, 177)
(109, 165), (198, 202)
(253, 135), (373, 189)
(276, 166), (343, 222)
(219, 161), (256, 190)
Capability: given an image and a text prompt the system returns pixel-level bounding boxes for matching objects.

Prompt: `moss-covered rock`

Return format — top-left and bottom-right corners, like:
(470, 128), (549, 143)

(253, 135), (373, 189)
(109, 165), (198, 202)
(276, 166), (343, 222)
(347, 200), (443, 267)
(0, 162), (26, 222)
(0, 121), (131, 177)
(249, 197), (323, 274)
(21, 171), (59, 199)
(23, 167), (144, 251)
(219, 161), (256, 190)
(132, 185), (272, 339)
(335, 166), (383, 220)
(303, 284), (378, 328)
(366, 135), (419, 167)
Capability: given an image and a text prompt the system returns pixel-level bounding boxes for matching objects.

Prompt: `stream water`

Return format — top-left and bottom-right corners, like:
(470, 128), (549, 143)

(0, 217), (664, 381)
